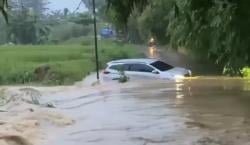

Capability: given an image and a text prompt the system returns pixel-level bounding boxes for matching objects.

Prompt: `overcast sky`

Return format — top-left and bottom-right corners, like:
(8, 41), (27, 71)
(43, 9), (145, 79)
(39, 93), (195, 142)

(48, 0), (88, 12)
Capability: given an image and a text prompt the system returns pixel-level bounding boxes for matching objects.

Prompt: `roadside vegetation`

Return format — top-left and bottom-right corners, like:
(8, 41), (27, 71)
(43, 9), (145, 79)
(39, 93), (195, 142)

(2, 0), (250, 79)
(241, 67), (250, 78)
(0, 40), (143, 85)
(0, 0), (143, 85)
(106, 0), (250, 77)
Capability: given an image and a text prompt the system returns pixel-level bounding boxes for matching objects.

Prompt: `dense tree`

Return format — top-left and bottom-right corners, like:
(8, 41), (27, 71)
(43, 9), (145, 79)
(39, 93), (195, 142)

(8, 6), (50, 44)
(167, 0), (250, 75)
(47, 11), (93, 43)
(82, 0), (105, 10)
(0, 17), (7, 43)
(106, 0), (148, 26)
(0, 0), (8, 22)
(16, 0), (48, 17)
(106, 0), (250, 75)
(0, 0), (50, 44)
(137, 0), (174, 44)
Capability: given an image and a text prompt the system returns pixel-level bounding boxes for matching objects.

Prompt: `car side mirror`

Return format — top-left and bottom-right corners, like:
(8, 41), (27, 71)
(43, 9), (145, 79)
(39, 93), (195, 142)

(152, 70), (159, 74)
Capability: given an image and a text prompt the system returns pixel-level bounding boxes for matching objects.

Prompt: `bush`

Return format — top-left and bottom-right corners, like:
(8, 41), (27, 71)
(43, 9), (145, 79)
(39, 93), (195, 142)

(241, 67), (250, 78)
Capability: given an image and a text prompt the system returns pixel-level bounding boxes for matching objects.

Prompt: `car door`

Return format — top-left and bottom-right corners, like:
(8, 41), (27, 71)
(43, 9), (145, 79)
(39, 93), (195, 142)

(127, 63), (160, 80)
(107, 64), (125, 80)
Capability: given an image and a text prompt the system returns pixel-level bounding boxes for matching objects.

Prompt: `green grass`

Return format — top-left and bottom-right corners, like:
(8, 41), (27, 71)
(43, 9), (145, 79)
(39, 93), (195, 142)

(0, 39), (144, 85)
(62, 36), (93, 46)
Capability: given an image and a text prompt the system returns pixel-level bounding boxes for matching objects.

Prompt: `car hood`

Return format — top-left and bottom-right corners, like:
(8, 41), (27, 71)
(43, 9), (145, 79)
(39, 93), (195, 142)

(165, 67), (190, 76)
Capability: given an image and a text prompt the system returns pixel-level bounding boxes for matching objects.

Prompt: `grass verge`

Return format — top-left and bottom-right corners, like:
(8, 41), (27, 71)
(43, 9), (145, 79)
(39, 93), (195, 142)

(0, 40), (144, 85)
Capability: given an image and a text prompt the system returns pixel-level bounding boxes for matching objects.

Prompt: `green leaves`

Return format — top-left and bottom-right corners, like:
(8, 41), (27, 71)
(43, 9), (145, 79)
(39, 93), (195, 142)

(171, 0), (250, 75)
(106, 0), (149, 26)
(106, 0), (250, 75)
(0, 0), (8, 22)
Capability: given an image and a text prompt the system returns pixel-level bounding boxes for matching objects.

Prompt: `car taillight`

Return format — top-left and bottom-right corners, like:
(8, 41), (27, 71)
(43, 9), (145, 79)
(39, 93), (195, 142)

(103, 70), (110, 74)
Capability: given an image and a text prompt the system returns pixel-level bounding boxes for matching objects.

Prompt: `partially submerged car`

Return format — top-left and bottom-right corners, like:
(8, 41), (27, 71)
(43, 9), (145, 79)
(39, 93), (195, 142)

(103, 59), (192, 80)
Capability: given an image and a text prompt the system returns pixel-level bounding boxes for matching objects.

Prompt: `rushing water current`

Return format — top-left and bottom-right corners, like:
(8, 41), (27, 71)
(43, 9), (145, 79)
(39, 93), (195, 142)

(44, 77), (250, 145)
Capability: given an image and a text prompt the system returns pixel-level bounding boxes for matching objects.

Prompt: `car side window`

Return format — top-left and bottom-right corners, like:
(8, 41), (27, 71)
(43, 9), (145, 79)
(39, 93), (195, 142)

(123, 64), (130, 71)
(130, 64), (154, 72)
(110, 64), (122, 70)
(110, 64), (130, 71)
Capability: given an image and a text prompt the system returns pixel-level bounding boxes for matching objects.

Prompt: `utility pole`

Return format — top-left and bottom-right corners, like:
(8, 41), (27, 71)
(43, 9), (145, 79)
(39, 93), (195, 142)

(92, 0), (99, 80)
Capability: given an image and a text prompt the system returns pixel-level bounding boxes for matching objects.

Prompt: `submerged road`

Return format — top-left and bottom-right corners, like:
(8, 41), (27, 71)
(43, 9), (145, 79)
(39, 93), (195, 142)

(41, 47), (250, 145)
(44, 78), (250, 145)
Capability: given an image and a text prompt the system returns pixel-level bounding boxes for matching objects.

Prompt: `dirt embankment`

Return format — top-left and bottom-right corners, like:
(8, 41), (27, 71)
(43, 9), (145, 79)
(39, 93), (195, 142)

(0, 87), (75, 145)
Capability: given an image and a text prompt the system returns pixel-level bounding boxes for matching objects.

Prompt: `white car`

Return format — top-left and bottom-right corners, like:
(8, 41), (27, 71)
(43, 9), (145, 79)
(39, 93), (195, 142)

(103, 59), (192, 80)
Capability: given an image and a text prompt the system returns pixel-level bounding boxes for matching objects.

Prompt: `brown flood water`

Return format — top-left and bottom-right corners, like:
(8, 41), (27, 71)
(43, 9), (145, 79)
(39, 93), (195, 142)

(45, 77), (250, 145)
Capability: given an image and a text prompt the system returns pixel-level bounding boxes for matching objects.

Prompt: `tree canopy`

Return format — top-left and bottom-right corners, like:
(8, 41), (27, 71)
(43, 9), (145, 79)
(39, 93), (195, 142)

(0, 0), (93, 45)
(106, 0), (148, 28)
(106, 0), (250, 75)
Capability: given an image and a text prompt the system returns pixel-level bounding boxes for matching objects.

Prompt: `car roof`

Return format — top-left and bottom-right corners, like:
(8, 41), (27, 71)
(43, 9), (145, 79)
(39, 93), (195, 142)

(108, 58), (158, 65)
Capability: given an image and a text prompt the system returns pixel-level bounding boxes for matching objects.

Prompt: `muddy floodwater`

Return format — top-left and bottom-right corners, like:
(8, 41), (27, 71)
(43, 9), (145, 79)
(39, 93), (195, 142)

(42, 77), (250, 145)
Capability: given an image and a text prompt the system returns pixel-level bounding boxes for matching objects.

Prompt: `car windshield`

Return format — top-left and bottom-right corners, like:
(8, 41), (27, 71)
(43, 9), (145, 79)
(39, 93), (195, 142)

(150, 61), (174, 71)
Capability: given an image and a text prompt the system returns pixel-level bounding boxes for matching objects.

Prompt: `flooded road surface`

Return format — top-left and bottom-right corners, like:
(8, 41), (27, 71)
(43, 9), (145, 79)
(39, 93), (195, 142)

(44, 78), (250, 145)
